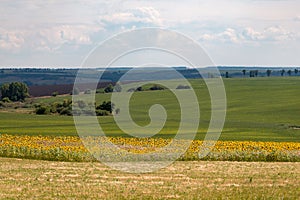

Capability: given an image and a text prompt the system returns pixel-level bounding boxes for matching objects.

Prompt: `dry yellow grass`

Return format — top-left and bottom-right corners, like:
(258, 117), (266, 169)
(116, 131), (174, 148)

(0, 157), (299, 199)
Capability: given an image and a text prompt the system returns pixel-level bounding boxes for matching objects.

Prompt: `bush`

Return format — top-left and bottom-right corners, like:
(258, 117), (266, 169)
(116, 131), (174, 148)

(60, 107), (72, 116)
(104, 84), (114, 93)
(114, 84), (122, 92)
(96, 88), (105, 94)
(63, 99), (72, 107)
(0, 101), (5, 108)
(84, 89), (92, 94)
(52, 91), (59, 97)
(149, 85), (165, 91)
(49, 102), (63, 113)
(115, 108), (120, 115)
(127, 88), (136, 92)
(35, 106), (50, 115)
(96, 110), (109, 116)
(22, 103), (32, 108)
(176, 85), (191, 90)
(136, 87), (143, 92)
(76, 100), (87, 109)
(96, 101), (114, 113)
(1, 97), (10, 103)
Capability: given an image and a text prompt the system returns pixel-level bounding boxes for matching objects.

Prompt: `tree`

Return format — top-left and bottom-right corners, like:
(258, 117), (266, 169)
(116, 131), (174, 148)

(52, 91), (59, 97)
(104, 84), (114, 93)
(242, 69), (246, 76)
(225, 72), (229, 78)
(287, 70), (292, 76)
(96, 101), (115, 113)
(0, 83), (9, 99)
(280, 69), (285, 76)
(266, 70), (272, 77)
(294, 69), (298, 75)
(0, 82), (29, 102)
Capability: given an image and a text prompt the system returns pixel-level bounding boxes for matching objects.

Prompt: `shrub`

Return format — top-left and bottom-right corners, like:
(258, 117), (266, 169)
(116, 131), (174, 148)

(22, 103), (32, 108)
(136, 87), (143, 92)
(63, 99), (72, 107)
(115, 108), (120, 115)
(35, 106), (50, 115)
(176, 85), (191, 90)
(149, 85), (165, 91)
(76, 100), (87, 109)
(96, 88), (105, 94)
(127, 88), (136, 92)
(0, 101), (5, 108)
(96, 101), (114, 113)
(114, 84), (122, 92)
(104, 84), (114, 93)
(1, 97), (10, 103)
(52, 91), (59, 97)
(96, 110), (109, 116)
(60, 107), (72, 116)
(84, 89), (92, 94)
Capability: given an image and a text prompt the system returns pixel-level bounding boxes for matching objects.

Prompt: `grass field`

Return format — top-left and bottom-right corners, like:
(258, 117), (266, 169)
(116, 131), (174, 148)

(0, 157), (299, 199)
(0, 77), (299, 141)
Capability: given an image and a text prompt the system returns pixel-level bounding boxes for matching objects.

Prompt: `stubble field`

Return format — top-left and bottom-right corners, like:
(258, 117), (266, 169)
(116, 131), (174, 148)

(0, 158), (299, 199)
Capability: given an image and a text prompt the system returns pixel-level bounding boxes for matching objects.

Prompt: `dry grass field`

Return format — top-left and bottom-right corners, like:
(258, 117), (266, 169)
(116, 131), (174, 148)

(0, 158), (299, 199)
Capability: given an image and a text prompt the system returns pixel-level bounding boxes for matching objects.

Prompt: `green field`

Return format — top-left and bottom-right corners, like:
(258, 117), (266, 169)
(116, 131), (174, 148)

(0, 77), (299, 142)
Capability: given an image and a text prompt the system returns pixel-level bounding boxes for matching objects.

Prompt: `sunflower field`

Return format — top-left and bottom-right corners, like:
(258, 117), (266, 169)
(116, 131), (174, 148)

(0, 134), (299, 162)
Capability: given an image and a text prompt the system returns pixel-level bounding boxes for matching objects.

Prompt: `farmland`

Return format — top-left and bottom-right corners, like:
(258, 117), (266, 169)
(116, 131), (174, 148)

(0, 77), (299, 199)
(0, 134), (299, 162)
(0, 157), (299, 199)
(0, 77), (299, 142)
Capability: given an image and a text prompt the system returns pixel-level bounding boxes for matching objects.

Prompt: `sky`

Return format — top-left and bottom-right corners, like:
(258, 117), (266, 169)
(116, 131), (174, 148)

(0, 0), (299, 67)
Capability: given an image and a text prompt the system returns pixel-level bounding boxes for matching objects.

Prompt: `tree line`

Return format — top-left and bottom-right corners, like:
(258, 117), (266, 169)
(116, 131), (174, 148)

(225, 68), (299, 78)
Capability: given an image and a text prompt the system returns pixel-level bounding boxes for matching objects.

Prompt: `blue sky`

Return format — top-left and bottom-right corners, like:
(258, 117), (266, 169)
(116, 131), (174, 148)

(0, 0), (299, 67)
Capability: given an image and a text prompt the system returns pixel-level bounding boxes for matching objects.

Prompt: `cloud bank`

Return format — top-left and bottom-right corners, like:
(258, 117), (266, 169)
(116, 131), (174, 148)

(0, 0), (299, 66)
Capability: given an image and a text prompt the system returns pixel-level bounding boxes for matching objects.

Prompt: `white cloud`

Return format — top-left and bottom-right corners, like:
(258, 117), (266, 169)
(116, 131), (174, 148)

(219, 28), (240, 43)
(242, 27), (264, 41)
(200, 26), (296, 44)
(199, 28), (241, 44)
(0, 31), (25, 52)
(0, 25), (102, 52)
(263, 26), (294, 41)
(99, 7), (163, 27)
(294, 15), (300, 21)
